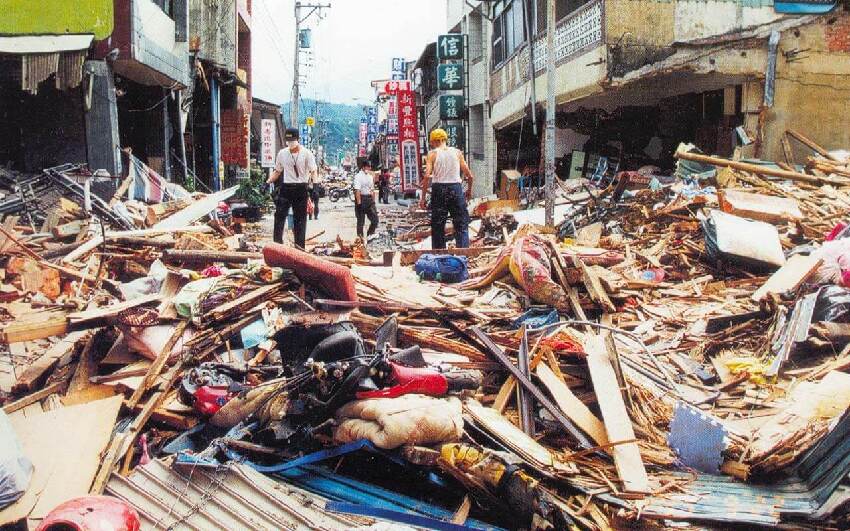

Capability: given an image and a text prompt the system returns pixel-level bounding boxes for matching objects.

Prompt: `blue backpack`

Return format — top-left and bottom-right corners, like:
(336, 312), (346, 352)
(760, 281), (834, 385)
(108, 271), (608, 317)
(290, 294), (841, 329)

(414, 254), (469, 283)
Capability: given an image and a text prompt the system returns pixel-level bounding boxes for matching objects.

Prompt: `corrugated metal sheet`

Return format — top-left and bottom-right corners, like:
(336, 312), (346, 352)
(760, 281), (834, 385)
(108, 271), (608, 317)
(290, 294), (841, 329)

(641, 408), (850, 526)
(106, 458), (373, 530)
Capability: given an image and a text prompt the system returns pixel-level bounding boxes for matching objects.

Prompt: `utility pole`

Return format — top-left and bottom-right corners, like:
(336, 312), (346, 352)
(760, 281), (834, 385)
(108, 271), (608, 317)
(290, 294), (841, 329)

(291, 2), (330, 128)
(544, 0), (556, 226)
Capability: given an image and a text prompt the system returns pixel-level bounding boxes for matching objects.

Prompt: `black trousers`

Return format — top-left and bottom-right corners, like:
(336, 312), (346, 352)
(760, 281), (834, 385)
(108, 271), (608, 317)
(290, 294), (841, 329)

(355, 196), (379, 239)
(431, 182), (470, 249)
(273, 183), (308, 248)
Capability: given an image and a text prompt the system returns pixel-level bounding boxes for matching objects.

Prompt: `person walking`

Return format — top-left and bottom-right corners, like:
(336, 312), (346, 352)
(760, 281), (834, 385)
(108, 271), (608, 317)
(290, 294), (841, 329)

(353, 158), (379, 239)
(308, 166), (323, 220)
(266, 127), (317, 248)
(419, 128), (474, 249)
(378, 167), (391, 204)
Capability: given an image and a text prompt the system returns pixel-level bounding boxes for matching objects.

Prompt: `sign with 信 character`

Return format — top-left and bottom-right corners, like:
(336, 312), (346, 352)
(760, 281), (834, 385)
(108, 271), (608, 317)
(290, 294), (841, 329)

(437, 34), (464, 60)
(439, 95), (465, 120)
(260, 119), (276, 168)
(437, 63), (463, 91)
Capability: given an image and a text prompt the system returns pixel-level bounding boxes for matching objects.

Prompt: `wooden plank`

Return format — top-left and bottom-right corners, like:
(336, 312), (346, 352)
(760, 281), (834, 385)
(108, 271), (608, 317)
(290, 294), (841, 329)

(536, 363), (609, 447)
(3, 381), (68, 414)
(675, 147), (848, 186)
(202, 284), (281, 325)
(0, 215), (20, 254)
(152, 186), (237, 230)
(51, 219), (86, 239)
(13, 331), (89, 392)
(786, 129), (839, 161)
(68, 293), (161, 325)
(585, 335), (649, 493)
(718, 189), (803, 224)
(576, 258), (616, 313)
(752, 254), (822, 302)
(91, 360), (186, 494)
(0, 312), (68, 344)
(780, 134), (795, 166)
(126, 321), (189, 409)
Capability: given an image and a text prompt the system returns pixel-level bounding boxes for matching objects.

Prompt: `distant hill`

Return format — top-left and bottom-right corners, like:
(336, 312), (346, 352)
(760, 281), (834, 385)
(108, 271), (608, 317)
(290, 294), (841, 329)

(281, 99), (363, 166)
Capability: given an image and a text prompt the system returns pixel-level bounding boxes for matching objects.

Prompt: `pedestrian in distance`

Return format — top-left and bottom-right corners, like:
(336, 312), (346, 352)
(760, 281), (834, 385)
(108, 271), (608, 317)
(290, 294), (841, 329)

(309, 166), (323, 220)
(378, 167), (391, 204)
(419, 128), (474, 249)
(266, 127), (318, 249)
(353, 157), (379, 239)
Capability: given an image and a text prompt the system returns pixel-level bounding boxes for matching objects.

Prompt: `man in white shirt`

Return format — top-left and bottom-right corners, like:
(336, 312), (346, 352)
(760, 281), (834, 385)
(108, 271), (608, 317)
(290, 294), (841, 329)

(266, 127), (317, 248)
(353, 158), (379, 239)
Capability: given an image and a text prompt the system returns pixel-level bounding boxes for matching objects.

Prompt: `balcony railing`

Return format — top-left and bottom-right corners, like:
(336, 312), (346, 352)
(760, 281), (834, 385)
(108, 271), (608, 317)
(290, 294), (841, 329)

(532, 0), (604, 74)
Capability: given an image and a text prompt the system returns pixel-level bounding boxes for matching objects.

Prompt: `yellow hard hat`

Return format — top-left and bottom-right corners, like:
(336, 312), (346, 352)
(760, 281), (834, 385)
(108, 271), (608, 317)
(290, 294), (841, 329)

(429, 128), (448, 142)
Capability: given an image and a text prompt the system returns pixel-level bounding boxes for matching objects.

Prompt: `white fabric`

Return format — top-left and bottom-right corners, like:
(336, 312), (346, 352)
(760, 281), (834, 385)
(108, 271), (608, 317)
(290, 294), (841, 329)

(334, 394), (464, 449)
(274, 146), (317, 184)
(431, 146), (462, 184)
(0, 35), (93, 54)
(353, 170), (375, 195)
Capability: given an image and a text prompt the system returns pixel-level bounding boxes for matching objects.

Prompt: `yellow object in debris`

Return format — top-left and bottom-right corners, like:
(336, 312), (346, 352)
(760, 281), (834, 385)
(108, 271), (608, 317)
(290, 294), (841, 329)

(441, 443), (506, 487)
(724, 356), (771, 384)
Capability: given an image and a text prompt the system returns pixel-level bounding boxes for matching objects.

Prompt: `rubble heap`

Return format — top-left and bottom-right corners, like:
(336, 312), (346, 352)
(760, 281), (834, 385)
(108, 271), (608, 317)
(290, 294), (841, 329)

(3, 138), (850, 530)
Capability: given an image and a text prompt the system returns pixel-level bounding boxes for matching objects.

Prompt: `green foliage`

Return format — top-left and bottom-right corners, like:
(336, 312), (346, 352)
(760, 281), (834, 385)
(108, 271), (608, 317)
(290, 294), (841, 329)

(236, 165), (272, 208)
(281, 99), (362, 164)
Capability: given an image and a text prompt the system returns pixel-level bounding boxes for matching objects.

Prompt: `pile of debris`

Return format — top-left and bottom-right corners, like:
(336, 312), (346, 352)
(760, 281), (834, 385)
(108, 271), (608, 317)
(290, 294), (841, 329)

(3, 135), (850, 530)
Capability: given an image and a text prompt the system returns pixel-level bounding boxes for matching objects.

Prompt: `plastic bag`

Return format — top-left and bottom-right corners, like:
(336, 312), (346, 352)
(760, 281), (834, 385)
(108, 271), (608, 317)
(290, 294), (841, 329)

(0, 410), (33, 510)
(813, 239), (850, 287)
(812, 286), (850, 323)
(307, 197), (314, 216)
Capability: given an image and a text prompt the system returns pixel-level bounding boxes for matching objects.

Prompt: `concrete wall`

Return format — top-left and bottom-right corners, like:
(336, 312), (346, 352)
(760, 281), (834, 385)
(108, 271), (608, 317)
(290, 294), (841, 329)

(758, 16), (850, 161)
(190, 0), (238, 71)
(2, 0), (114, 39)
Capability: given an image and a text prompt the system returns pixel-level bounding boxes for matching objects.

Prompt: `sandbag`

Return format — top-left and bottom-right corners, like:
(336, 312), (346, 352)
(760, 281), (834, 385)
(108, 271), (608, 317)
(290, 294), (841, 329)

(0, 410), (32, 510)
(334, 394), (463, 449)
(264, 243), (357, 301)
(508, 235), (569, 308)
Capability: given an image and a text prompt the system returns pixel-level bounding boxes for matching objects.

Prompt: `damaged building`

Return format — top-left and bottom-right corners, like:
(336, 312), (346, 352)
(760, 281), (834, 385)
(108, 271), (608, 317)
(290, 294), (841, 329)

(482, 0), (850, 185)
(0, 0), (251, 192)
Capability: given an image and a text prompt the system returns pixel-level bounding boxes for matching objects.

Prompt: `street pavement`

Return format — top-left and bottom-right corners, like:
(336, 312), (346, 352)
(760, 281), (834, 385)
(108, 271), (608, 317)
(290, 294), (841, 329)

(259, 196), (402, 245)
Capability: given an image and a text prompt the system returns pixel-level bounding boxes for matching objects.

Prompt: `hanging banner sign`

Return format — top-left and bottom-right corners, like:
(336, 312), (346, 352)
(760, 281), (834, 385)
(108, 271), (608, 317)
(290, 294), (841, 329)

(444, 124), (465, 150)
(437, 63), (463, 91)
(396, 89), (421, 193)
(439, 95), (465, 120)
(358, 120), (367, 156)
(260, 119), (276, 168)
(437, 34), (464, 60)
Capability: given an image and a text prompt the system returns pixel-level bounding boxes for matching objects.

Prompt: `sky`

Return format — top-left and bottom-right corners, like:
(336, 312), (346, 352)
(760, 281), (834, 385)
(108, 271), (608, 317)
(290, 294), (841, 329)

(251, 0), (448, 106)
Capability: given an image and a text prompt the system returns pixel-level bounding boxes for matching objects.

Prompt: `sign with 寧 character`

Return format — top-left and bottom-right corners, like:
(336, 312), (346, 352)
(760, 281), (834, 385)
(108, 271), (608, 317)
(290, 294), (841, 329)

(437, 34), (464, 60)
(444, 125), (465, 150)
(439, 95), (465, 120)
(437, 63), (463, 91)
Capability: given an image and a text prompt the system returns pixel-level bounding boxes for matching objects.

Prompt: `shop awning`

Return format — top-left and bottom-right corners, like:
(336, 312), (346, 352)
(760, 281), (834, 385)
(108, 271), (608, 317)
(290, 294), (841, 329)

(0, 34), (93, 54)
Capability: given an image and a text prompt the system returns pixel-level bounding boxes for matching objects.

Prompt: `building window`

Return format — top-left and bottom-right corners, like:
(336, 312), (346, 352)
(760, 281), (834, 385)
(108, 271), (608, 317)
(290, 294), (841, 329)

(491, 0), (526, 69)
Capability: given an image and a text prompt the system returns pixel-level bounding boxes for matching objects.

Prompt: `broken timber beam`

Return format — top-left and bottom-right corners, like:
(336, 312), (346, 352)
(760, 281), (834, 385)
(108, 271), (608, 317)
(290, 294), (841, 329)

(469, 326), (595, 449)
(675, 148), (849, 186)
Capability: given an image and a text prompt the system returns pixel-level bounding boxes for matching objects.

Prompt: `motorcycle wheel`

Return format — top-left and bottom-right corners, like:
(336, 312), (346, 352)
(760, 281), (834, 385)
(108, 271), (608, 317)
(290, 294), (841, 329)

(329, 191), (340, 202)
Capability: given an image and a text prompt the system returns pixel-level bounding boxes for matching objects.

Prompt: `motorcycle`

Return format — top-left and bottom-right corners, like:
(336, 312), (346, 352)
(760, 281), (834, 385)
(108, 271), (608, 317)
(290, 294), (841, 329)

(327, 184), (351, 202)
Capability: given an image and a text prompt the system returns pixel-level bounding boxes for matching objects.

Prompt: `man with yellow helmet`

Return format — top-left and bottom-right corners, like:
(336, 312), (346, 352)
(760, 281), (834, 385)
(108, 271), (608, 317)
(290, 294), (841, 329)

(420, 128), (475, 248)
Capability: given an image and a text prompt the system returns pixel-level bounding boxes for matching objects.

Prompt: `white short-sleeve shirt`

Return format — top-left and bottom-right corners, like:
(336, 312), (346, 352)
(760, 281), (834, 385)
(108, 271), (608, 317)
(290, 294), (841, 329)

(274, 146), (317, 184)
(353, 170), (375, 196)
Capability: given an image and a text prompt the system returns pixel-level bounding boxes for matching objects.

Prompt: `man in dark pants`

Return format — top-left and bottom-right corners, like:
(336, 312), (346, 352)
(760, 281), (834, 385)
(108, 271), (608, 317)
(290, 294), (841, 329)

(419, 128), (475, 248)
(266, 128), (317, 248)
(353, 158), (379, 239)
